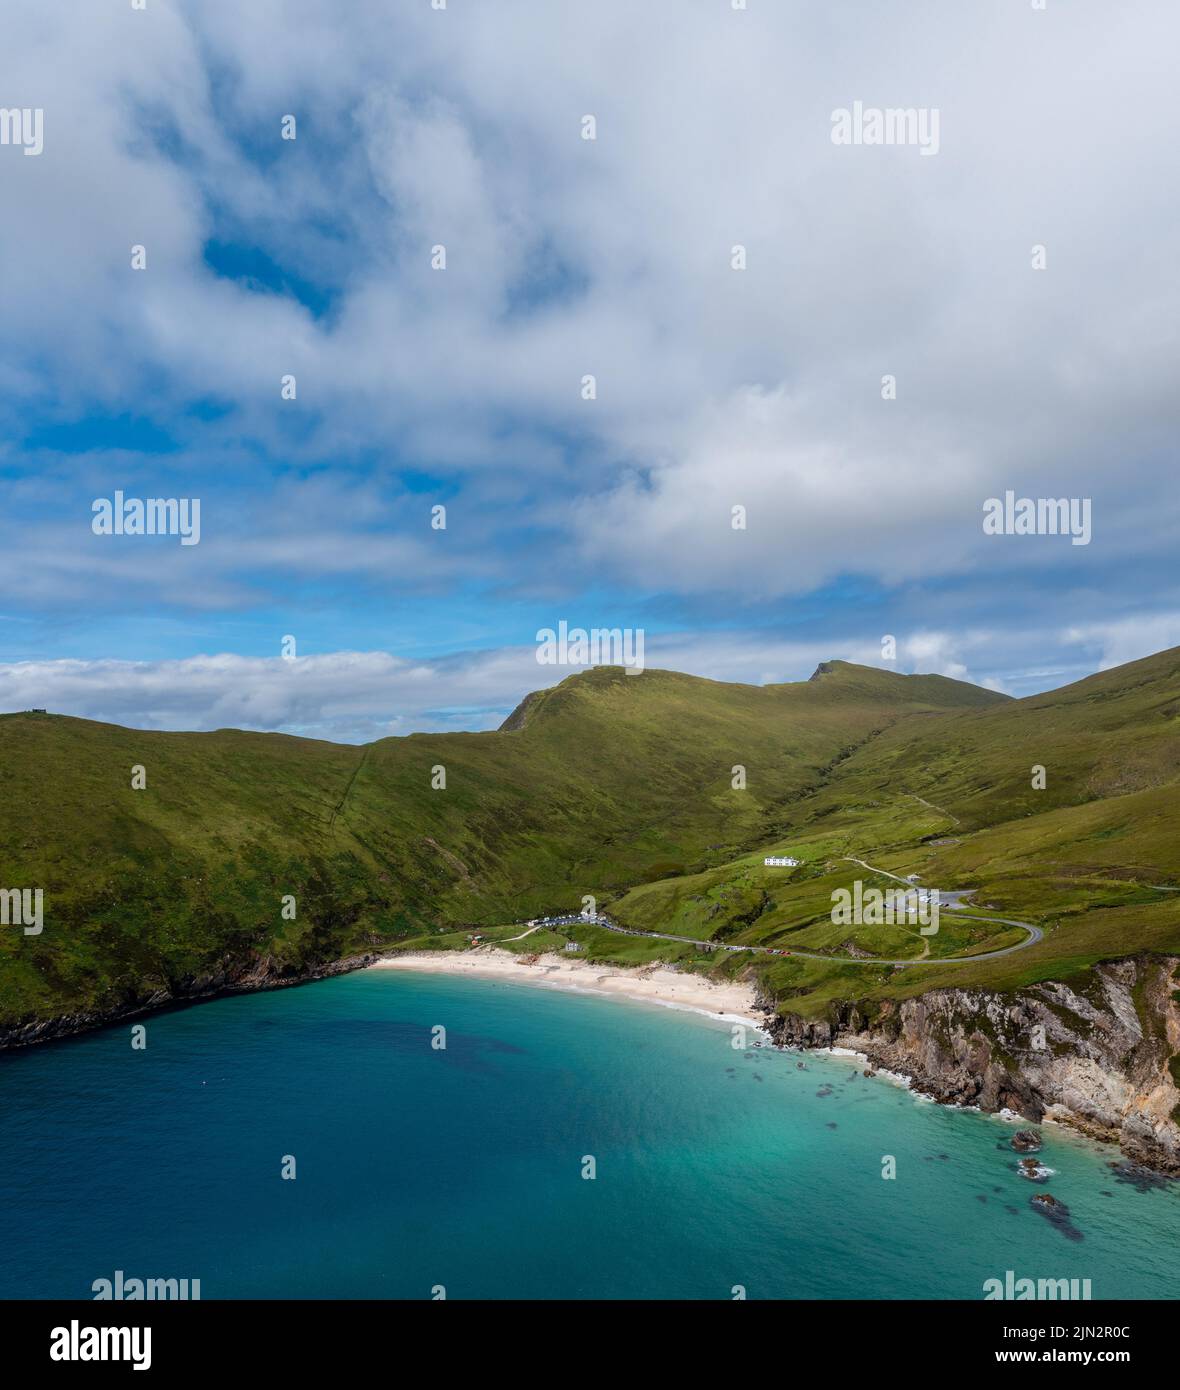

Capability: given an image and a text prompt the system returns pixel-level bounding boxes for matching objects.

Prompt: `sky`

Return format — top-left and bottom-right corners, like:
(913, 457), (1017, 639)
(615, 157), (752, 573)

(1, 0), (1178, 741)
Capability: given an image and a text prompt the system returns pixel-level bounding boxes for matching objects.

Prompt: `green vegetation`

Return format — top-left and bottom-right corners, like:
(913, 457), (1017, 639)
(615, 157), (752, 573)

(3, 649), (1180, 1034)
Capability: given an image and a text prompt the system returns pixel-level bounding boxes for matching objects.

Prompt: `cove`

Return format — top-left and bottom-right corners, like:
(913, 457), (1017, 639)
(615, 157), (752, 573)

(0, 968), (1177, 1300)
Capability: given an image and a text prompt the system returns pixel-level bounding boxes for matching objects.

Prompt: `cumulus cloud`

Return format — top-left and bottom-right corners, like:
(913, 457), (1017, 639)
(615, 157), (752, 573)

(7, 622), (1165, 740)
(1063, 615), (1180, 674)
(0, 1), (1176, 701)
(2, 1), (1177, 602)
(0, 649), (537, 741)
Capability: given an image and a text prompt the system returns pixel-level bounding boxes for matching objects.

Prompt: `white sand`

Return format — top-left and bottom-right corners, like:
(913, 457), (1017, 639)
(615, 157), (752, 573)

(367, 948), (768, 1030)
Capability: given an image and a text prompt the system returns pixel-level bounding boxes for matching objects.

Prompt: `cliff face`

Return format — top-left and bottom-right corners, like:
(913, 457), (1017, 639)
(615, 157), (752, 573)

(764, 954), (1180, 1174)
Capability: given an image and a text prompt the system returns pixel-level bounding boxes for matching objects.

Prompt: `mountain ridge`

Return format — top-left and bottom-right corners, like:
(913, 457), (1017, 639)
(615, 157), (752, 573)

(2, 648), (1179, 1077)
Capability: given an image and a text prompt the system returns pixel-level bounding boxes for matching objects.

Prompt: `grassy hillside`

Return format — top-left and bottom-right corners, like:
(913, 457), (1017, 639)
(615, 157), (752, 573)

(0, 662), (1002, 1030)
(4, 649), (1179, 1036)
(801, 646), (1180, 830)
(607, 648), (1180, 1017)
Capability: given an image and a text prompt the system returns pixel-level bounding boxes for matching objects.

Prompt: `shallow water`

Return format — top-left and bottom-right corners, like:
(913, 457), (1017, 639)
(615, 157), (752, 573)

(1, 969), (1177, 1299)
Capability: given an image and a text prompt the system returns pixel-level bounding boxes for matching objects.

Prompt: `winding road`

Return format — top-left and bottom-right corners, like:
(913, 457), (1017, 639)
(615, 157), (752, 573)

(525, 856), (1044, 969)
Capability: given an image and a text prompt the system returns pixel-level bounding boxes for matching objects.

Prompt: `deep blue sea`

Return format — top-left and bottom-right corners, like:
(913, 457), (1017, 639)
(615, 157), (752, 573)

(1, 969), (1178, 1300)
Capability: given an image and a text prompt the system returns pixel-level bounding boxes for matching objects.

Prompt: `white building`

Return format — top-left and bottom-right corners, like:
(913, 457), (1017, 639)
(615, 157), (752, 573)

(764, 856), (800, 867)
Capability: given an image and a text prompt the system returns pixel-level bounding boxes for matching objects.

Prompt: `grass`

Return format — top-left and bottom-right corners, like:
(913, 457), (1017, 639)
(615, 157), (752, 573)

(3, 650), (1180, 1034)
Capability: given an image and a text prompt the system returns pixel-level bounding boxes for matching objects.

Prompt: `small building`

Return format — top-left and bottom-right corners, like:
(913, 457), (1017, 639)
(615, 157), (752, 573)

(563, 941), (584, 952)
(764, 856), (800, 867)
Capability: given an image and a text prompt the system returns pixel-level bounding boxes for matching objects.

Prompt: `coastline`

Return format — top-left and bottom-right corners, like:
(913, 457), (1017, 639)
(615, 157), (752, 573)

(367, 953), (1164, 1177)
(371, 952), (1177, 1179)
(368, 948), (770, 1031)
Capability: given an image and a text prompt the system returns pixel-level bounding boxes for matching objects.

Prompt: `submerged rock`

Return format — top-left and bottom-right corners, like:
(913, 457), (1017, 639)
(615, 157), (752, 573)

(1107, 1160), (1175, 1193)
(1030, 1192), (1083, 1241)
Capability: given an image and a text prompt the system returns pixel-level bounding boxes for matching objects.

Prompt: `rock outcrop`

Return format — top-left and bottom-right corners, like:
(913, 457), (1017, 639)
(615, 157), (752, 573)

(762, 954), (1180, 1175)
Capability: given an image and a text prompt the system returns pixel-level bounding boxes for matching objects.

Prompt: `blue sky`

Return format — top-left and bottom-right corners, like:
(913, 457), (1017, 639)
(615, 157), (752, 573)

(1, 0), (1178, 739)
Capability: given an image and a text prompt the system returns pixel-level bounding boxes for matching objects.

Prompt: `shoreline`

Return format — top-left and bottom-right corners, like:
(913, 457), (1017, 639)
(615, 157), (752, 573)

(365, 955), (1169, 1157)
(368, 948), (771, 1032)
(367, 953), (1156, 1176)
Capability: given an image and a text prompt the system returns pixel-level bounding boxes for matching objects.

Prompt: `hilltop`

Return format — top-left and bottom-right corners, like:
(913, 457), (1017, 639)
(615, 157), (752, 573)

(1, 652), (1178, 1064)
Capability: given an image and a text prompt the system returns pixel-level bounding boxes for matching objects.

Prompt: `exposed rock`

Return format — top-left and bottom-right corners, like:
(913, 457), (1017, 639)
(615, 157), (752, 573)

(765, 953), (1180, 1176)
(1011, 1129), (1043, 1153)
(1018, 1157), (1052, 1181)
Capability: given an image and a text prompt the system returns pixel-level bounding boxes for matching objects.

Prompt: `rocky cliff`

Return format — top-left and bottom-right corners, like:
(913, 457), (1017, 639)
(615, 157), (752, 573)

(763, 954), (1180, 1174)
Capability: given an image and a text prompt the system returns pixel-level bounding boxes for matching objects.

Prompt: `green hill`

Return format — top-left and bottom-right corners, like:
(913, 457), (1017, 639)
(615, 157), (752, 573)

(609, 647), (1180, 1017)
(4, 650), (1180, 1039)
(0, 662), (1002, 1032)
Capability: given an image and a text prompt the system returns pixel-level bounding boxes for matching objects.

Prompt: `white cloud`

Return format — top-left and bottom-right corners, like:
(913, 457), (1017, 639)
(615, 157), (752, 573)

(9, 622), (1173, 741)
(0, 649), (539, 741)
(1063, 614), (1180, 674)
(1, 0), (1176, 609)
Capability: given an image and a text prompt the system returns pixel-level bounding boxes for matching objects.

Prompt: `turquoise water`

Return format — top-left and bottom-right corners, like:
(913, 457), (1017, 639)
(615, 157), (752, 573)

(1, 969), (1178, 1300)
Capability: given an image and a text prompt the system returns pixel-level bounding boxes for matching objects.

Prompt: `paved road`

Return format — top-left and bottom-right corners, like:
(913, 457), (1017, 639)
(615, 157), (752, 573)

(524, 858), (1044, 968)
(834, 857), (1044, 964)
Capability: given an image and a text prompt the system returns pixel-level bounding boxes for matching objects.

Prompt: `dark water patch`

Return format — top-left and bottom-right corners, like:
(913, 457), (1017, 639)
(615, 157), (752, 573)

(1030, 1193), (1083, 1242)
(1107, 1160), (1175, 1194)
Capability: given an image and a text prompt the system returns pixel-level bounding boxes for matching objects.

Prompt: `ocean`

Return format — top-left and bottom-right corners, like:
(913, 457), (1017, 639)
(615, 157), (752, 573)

(1, 968), (1177, 1300)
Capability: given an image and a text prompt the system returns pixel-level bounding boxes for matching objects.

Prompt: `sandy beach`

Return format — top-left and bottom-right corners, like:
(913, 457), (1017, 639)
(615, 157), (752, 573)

(367, 948), (769, 1028)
